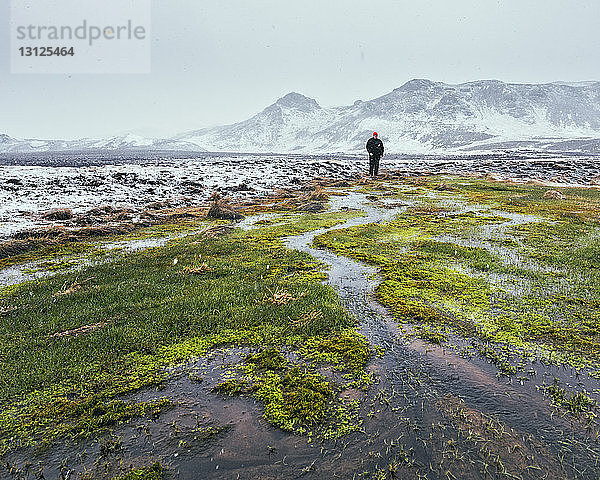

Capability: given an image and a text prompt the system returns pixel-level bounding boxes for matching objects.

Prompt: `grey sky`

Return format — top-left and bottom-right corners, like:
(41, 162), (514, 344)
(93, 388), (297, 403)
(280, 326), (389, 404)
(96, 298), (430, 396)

(1, 0), (599, 140)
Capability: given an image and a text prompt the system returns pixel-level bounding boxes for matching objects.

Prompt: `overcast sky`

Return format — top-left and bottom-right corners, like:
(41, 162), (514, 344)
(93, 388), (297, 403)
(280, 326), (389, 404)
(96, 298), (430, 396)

(1, 0), (600, 140)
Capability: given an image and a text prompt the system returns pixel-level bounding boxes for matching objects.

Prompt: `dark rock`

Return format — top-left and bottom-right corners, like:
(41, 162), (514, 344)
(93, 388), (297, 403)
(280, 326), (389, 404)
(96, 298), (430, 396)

(206, 192), (244, 220)
(207, 204), (244, 220)
(113, 212), (133, 221)
(296, 202), (325, 212)
(88, 205), (116, 216)
(41, 208), (73, 221)
(229, 183), (254, 192)
(84, 179), (102, 187)
(74, 215), (98, 226)
(112, 172), (138, 183)
(543, 190), (565, 200)
(145, 201), (171, 210)
(181, 180), (203, 188)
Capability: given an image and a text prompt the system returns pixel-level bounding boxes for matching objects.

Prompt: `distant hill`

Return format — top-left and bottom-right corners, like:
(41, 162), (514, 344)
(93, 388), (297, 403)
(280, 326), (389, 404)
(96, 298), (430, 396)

(0, 133), (204, 154)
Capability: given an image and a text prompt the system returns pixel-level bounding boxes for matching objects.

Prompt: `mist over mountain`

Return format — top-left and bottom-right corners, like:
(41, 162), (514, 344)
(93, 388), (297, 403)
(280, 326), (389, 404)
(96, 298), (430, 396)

(0, 133), (203, 154)
(4, 79), (600, 155)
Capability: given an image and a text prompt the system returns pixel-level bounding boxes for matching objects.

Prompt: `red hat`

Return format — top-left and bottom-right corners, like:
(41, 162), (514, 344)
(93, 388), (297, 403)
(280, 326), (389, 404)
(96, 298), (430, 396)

(373, 132), (378, 136)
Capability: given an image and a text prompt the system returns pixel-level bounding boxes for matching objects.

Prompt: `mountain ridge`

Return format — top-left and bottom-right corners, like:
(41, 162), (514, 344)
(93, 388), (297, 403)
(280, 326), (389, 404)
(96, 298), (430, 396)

(3, 79), (600, 155)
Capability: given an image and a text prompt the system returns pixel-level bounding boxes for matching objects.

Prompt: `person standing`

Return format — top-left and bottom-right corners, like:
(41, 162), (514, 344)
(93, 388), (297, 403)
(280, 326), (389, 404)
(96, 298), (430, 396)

(366, 132), (384, 176)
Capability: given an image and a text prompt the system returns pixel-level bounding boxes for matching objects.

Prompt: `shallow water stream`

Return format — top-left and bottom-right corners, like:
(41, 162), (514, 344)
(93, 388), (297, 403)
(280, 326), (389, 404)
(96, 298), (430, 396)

(283, 191), (600, 479)
(4, 190), (600, 480)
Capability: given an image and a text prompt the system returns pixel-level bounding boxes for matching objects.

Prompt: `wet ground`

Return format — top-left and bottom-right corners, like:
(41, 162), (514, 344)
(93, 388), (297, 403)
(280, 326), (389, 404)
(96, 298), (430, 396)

(0, 227), (208, 288)
(283, 191), (600, 479)
(4, 188), (600, 479)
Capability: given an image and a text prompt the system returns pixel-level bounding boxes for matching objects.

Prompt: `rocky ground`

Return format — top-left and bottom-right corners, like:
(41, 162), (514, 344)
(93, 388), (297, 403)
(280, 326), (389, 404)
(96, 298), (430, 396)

(1, 151), (599, 241)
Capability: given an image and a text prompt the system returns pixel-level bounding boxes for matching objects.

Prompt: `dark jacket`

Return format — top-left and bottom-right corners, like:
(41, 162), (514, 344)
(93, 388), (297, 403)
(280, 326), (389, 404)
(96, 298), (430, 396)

(366, 137), (384, 157)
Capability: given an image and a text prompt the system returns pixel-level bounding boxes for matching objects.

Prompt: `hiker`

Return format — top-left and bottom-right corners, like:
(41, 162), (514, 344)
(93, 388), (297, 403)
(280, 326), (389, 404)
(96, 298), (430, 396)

(366, 132), (384, 176)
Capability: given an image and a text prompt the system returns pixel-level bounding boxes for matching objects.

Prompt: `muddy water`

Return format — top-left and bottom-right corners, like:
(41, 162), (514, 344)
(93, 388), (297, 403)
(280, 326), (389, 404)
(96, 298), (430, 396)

(5, 190), (600, 480)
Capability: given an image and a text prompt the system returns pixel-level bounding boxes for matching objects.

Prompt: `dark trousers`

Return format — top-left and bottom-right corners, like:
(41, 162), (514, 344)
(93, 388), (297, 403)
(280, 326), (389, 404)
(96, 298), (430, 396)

(369, 154), (381, 176)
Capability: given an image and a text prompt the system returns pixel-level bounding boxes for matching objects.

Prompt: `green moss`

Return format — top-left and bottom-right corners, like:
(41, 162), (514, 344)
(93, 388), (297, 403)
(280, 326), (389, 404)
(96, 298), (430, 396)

(246, 347), (288, 370)
(451, 178), (600, 223)
(300, 330), (372, 375)
(212, 337), (369, 437)
(315, 176), (600, 375)
(118, 219), (212, 241)
(0, 282), (31, 299)
(477, 345), (517, 376)
(0, 397), (171, 451)
(213, 379), (254, 396)
(415, 325), (448, 345)
(541, 380), (597, 416)
(254, 367), (333, 432)
(0, 209), (370, 453)
(0, 242), (100, 270)
(112, 462), (164, 480)
(510, 220), (600, 269)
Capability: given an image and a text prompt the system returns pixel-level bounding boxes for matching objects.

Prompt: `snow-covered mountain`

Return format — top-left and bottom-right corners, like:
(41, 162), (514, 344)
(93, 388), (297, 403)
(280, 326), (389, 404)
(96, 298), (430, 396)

(173, 92), (337, 153)
(3, 79), (600, 155)
(175, 79), (600, 154)
(0, 133), (203, 153)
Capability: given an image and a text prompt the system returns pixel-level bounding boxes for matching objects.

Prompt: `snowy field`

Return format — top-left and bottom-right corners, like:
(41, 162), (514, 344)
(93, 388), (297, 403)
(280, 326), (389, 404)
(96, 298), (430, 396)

(1, 150), (599, 240)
